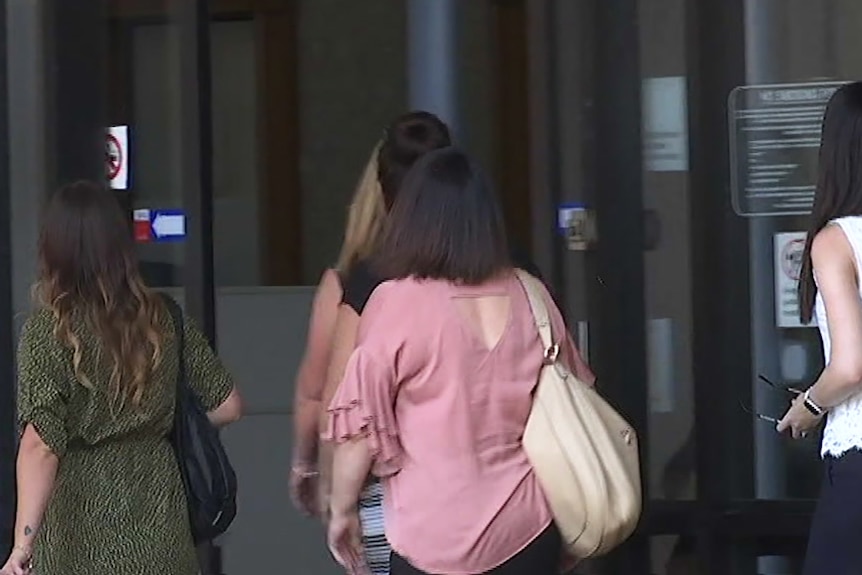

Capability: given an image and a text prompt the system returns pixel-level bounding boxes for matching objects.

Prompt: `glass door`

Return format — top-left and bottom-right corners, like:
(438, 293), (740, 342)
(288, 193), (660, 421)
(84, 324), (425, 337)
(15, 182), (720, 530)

(40, 0), (220, 571)
(531, 0), (862, 574)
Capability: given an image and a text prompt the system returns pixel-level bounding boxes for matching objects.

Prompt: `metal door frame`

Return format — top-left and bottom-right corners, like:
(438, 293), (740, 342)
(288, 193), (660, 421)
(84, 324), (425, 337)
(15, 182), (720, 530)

(0, 0), (14, 558)
(527, 0), (815, 573)
(0, 0), (218, 567)
(527, 0), (650, 571)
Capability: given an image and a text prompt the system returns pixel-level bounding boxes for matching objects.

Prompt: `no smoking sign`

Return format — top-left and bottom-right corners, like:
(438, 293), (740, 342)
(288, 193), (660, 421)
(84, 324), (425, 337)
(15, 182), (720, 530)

(774, 232), (813, 329)
(106, 125), (129, 190)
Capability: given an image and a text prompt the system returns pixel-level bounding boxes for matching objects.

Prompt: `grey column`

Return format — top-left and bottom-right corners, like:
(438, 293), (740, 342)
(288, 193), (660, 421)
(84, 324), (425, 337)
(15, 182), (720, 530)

(407, 0), (459, 133)
(745, 0), (785, 502)
(745, 2), (789, 574)
(4, 0), (49, 555)
(8, 0), (47, 323)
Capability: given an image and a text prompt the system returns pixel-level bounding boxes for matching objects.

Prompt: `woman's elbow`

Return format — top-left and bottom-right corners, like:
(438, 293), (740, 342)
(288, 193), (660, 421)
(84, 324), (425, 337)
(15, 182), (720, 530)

(832, 362), (862, 389)
(224, 391), (244, 423)
(212, 389), (244, 426)
(18, 425), (59, 461)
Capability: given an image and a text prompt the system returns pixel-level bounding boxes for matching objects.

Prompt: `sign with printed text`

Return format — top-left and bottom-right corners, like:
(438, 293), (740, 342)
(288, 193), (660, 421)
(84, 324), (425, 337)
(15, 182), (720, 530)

(133, 208), (186, 243)
(774, 231), (813, 328)
(729, 81), (848, 217)
(106, 125), (129, 190)
(642, 76), (689, 172)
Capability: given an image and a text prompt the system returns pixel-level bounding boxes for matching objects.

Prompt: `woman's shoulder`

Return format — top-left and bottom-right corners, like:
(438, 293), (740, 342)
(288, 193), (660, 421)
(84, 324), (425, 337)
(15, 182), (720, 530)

(20, 307), (58, 340)
(17, 308), (68, 371)
(813, 223), (855, 266)
(362, 277), (447, 322)
(371, 276), (435, 298)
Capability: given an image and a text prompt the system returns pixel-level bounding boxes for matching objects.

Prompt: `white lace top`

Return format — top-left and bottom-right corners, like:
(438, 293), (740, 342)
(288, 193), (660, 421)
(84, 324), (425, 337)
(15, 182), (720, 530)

(816, 216), (862, 458)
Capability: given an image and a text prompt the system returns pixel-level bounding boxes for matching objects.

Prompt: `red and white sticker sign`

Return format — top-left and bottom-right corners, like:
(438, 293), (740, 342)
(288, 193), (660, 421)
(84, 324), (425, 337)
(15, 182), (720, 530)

(774, 232), (813, 328)
(133, 209), (151, 243)
(106, 125), (129, 190)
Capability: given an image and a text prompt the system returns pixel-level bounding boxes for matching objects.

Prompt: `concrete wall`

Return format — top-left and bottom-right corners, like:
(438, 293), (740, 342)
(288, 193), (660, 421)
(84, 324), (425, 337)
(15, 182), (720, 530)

(159, 288), (336, 575)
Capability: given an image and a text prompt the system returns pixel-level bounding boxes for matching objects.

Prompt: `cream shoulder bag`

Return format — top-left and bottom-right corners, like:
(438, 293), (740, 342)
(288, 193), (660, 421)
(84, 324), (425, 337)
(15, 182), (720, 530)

(516, 270), (642, 559)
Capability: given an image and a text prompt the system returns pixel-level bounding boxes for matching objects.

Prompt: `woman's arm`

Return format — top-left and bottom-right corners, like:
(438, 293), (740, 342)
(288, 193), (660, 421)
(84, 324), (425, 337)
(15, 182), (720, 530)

(10, 313), (69, 564)
(330, 438), (373, 517)
(317, 305), (361, 516)
(13, 425), (60, 556)
(207, 388), (243, 427)
(804, 225), (862, 408)
(292, 270), (343, 468)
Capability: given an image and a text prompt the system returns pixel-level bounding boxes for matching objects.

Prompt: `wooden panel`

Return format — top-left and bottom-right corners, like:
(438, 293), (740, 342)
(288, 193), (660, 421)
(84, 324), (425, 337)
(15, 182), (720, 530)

(492, 0), (532, 250)
(256, 5), (302, 284)
(109, 0), (260, 20)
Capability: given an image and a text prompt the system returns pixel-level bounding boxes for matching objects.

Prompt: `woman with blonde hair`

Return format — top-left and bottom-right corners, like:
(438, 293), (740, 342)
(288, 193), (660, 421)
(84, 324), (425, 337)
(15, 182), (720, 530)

(0, 181), (242, 575)
(290, 142), (388, 515)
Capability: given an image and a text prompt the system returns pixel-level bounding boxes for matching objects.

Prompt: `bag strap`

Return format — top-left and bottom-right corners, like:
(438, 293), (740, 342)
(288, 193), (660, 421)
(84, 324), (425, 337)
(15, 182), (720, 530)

(514, 269), (560, 363)
(160, 294), (186, 385)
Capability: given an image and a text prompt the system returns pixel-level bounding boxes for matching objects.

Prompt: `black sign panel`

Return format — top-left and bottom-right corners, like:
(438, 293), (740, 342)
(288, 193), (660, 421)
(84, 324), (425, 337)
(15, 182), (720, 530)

(729, 81), (846, 217)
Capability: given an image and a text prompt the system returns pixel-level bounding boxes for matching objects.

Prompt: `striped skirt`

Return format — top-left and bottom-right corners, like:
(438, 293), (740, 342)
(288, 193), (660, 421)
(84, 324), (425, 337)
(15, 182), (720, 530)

(359, 481), (390, 575)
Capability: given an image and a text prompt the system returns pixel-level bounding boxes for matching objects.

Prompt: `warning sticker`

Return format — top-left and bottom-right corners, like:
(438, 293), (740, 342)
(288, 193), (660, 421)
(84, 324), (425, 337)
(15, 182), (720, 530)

(773, 231), (813, 328)
(106, 125), (129, 190)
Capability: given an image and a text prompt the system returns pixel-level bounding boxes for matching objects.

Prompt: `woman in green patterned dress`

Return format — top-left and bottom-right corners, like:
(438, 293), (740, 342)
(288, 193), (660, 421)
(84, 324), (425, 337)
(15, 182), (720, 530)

(0, 181), (243, 575)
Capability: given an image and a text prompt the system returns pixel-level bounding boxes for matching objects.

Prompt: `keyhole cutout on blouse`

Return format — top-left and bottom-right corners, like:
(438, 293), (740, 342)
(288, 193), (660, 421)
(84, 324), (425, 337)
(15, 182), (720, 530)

(453, 295), (511, 352)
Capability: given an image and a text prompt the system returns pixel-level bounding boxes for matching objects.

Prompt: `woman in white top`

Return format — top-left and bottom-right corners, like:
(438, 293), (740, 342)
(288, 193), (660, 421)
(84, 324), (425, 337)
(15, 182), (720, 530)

(778, 81), (862, 575)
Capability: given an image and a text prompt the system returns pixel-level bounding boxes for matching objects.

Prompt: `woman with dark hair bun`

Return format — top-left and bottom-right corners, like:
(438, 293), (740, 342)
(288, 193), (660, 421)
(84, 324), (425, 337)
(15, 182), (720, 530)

(778, 81), (862, 574)
(323, 148), (594, 575)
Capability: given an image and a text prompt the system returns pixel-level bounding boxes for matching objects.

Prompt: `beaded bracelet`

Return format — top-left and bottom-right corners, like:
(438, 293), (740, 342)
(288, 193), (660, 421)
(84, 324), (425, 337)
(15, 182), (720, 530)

(291, 465), (320, 479)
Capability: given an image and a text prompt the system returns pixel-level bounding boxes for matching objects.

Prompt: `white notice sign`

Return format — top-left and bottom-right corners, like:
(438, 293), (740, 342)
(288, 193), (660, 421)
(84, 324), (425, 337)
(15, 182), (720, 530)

(774, 232), (810, 328)
(106, 125), (129, 190)
(642, 76), (689, 172)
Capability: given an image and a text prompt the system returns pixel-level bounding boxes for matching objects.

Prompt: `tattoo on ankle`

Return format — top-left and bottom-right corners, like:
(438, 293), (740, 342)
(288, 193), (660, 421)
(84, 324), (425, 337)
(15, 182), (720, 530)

(23, 526), (32, 537)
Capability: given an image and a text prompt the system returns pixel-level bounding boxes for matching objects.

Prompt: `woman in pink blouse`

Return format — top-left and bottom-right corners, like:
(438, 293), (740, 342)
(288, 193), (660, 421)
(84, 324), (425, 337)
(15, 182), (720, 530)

(324, 147), (595, 575)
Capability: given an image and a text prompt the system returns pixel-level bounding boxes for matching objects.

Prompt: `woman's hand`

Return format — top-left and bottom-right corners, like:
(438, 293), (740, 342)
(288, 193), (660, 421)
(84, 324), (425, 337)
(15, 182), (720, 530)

(776, 395), (822, 439)
(1, 545), (32, 575)
(327, 509), (369, 575)
(289, 463), (320, 518)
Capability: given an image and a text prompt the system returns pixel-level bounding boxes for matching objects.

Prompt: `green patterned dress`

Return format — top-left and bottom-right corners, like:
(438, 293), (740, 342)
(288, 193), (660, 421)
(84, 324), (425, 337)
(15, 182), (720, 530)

(16, 306), (234, 575)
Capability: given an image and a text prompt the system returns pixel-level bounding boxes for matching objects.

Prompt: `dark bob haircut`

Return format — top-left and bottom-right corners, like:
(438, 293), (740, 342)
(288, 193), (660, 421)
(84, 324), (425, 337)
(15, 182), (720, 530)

(374, 147), (510, 284)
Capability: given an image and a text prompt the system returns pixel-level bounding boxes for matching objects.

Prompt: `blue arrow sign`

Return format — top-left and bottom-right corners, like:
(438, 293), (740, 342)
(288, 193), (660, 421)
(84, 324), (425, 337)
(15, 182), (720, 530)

(150, 209), (186, 242)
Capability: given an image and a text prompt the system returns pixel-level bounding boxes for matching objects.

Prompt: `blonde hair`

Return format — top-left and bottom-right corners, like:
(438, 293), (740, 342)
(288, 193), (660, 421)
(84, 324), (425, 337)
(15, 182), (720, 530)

(335, 142), (387, 274)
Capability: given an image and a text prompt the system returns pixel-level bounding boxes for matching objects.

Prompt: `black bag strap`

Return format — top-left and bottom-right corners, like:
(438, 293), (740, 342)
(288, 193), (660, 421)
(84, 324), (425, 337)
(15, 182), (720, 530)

(160, 294), (186, 394)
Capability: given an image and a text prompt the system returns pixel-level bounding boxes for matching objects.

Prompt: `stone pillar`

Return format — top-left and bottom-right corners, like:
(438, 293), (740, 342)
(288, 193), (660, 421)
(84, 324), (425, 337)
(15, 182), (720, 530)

(407, 0), (459, 133)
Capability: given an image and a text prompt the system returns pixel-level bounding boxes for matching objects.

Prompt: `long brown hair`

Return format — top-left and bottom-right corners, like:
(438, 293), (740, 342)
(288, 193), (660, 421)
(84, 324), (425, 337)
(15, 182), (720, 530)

(33, 181), (165, 410)
(799, 82), (862, 323)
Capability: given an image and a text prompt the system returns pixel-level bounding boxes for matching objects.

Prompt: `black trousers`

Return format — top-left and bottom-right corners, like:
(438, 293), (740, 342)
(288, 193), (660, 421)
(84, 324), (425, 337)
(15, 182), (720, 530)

(803, 449), (862, 575)
(390, 524), (561, 575)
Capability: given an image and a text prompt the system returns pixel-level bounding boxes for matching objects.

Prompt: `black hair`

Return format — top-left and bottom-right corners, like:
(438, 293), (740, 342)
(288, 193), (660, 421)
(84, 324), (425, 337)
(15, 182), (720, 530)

(377, 111), (451, 210)
(799, 82), (862, 323)
(374, 147), (510, 284)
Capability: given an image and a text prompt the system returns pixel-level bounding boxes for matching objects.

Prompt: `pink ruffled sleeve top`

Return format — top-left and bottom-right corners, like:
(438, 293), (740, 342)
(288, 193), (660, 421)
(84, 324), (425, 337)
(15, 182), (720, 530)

(324, 272), (591, 574)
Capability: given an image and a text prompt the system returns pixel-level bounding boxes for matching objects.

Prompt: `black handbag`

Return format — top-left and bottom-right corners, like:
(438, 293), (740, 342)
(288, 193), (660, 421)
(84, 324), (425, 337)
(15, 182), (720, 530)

(162, 295), (238, 544)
